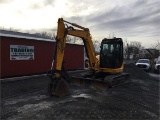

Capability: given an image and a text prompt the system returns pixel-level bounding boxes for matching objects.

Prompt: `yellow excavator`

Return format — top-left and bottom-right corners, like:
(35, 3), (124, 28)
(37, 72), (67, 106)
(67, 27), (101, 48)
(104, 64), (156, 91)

(47, 18), (129, 97)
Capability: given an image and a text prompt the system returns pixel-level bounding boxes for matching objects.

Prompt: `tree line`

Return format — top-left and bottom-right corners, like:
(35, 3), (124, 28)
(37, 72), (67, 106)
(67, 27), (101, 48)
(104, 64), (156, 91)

(1, 27), (159, 52)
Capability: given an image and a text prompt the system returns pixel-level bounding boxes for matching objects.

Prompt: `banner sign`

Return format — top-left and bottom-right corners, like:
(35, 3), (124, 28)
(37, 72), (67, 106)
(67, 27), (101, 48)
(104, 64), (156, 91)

(10, 45), (34, 60)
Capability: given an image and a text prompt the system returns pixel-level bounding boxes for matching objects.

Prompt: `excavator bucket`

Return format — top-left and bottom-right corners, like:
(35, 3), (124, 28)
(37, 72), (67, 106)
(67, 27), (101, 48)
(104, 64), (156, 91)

(54, 78), (70, 97)
(48, 78), (70, 97)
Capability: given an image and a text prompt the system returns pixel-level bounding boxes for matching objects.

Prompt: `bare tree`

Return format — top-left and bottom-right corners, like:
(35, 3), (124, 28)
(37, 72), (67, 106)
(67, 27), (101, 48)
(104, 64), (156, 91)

(9, 27), (20, 32)
(124, 41), (143, 59)
(123, 39), (130, 59)
(74, 37), (83, 45)
(66, 36), (72, 43)
(65, 36), (83, 44)
(93, 40), (101, 53)
(35, 32), (54, 39)
(0, 26), (5, 29)
(130, 41), (142, 50)
(151, 40), (160, 50)
(0, 27), (20, 32)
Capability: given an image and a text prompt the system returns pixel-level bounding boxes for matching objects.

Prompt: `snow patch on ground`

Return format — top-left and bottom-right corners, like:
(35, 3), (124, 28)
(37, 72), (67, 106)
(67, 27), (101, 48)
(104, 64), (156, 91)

(72, 93), (91, 98)
(17, 101), (53, 113)
(131, 79), (149, 86)
(144, 111), (157, 117)
(149, 73), (160, 79)
(5, 95), (47, 105)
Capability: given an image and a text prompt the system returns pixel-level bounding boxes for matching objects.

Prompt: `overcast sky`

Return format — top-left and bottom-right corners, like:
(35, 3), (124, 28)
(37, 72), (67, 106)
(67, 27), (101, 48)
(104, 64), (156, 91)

(0, 0), (159, 48)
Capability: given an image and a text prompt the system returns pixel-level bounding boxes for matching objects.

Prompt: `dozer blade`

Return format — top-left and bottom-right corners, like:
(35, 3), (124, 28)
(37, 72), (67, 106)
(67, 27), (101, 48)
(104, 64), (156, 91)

(71, 73), (129, 90)
(71, 77), (110, 90)
(48, 78), (70, 97)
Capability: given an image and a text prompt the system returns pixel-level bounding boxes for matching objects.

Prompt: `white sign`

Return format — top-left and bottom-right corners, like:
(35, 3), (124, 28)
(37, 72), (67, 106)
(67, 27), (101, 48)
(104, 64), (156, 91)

(10, 45), (34, 60)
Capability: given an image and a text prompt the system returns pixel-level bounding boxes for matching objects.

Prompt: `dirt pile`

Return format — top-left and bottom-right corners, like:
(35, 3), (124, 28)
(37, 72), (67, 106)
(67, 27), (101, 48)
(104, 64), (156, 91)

(123, 63), (152, 80)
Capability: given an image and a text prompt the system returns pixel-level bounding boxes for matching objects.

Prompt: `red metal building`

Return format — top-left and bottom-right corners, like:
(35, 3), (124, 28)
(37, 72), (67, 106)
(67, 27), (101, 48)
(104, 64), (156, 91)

(0, 30), (84, 78)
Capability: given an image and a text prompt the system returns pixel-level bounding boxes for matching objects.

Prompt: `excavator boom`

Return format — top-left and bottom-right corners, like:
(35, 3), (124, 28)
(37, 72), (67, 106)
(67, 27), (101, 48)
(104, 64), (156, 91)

(51, 18), (98, 73)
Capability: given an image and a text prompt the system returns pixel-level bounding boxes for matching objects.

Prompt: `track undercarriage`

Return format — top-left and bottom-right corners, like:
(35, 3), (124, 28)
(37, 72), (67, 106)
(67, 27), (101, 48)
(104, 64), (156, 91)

(71, 71), (129, 90)
(47, 70), (129, 97)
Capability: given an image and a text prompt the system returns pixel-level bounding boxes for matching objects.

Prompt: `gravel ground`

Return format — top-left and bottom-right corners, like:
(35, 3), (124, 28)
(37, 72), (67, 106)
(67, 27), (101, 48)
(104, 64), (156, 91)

(1, 64), (160, 120)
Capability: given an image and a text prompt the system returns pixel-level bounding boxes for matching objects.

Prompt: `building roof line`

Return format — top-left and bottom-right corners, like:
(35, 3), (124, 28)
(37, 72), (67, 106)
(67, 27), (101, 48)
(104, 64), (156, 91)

(0, 33), (55, 42)
(0, 33), (84, 46)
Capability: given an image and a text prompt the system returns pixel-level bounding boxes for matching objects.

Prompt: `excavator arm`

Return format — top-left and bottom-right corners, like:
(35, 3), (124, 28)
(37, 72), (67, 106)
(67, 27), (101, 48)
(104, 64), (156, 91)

(48, 18), (98, 97)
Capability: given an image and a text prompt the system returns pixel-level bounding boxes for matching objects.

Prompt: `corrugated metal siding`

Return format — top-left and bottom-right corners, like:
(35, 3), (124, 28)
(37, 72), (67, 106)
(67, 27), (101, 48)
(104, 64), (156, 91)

(1, 36), (84, 78)
(64, 44), (84, 70)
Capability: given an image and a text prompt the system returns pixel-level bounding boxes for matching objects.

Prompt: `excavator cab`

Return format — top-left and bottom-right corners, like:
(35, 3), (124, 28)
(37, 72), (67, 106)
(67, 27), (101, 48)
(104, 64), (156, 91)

(100, 38), (123, 69)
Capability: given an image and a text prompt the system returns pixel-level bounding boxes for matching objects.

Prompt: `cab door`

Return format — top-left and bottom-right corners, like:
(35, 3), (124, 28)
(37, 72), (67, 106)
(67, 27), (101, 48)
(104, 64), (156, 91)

(100, 38), (123, 69)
